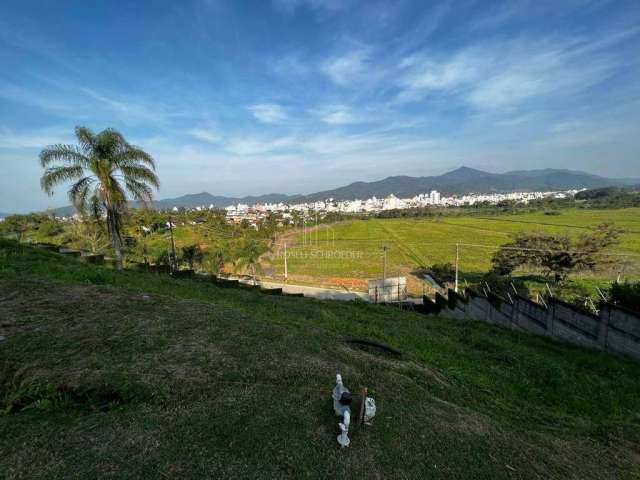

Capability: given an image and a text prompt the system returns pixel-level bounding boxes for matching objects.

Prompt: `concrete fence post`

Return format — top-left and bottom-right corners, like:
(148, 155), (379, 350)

(545, 299), (555, 338)
(597, 304), (611, 352)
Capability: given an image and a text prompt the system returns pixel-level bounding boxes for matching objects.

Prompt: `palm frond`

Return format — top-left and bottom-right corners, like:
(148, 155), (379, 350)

(74, 126), (96, 155)
(125, 178), (154, 206)
(113, 146), (157, 170)
(119, 164), (160, 188)
(68, 176), (96, 211)
(40, 165), (84, 195)
(39, 145), (91, 168)
(97, 128), (128, 157)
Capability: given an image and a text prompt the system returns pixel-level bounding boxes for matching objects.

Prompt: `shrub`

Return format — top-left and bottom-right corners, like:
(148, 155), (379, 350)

(428, 263), (456, 283)
(609, 282), (640, 312)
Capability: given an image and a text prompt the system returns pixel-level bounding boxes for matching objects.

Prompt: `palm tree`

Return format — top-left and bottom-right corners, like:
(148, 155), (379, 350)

(39, 126), (159, 269)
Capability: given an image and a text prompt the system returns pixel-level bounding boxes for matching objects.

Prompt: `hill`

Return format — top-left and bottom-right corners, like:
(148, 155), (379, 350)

(44, 167), (637, 215)
(152, 192), (301, 209)
(300, 167), (635, 201)
(1, 240), (640, 478)
(0, 212), (9, 219)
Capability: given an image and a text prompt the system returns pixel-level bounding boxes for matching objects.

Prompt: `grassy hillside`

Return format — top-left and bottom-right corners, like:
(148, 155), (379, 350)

(266, 208), (640, 292)
(1, 240), (640, 478)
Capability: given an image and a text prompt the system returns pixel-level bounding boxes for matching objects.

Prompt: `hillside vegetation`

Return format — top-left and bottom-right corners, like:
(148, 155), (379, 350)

(1, 240), (640, 478)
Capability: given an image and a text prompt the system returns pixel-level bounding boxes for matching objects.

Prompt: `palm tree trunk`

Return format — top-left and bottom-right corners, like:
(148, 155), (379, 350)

(107, 210), (123, 270)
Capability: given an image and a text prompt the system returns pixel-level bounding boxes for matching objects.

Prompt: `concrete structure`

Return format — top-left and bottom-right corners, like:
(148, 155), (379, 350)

(425, 288), (640, 361)
(368, 277), (407, 303)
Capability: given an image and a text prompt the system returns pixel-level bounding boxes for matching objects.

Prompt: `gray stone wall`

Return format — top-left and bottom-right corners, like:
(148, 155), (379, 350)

(426, 288), (640, 362)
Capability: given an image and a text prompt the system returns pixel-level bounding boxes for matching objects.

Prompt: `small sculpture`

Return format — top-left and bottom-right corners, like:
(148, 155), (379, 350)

(332, 373), (352, 447)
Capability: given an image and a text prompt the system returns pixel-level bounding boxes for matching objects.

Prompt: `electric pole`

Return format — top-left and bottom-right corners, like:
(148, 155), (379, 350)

(382, 246), (388, 301)
(168, 216), (178, 273)
(455, 242), (459, 293)
(284, 242), (288, 281)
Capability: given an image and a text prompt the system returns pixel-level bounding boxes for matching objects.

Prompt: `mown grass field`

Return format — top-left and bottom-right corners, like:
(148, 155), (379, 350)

(266, 208), (640, 292)
(1, 240), (640, 478)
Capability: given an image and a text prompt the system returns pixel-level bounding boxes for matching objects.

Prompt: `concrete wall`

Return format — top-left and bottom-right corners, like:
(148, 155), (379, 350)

(425, 288), (640, 362)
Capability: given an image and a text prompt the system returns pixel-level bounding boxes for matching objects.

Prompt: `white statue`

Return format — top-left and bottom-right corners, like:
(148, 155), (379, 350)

(332, 373), (352, 447)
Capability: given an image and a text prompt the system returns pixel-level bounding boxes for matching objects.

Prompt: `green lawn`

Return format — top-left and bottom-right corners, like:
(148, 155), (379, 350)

(266, 208), (640, 292)
(1, 240), (640, 478)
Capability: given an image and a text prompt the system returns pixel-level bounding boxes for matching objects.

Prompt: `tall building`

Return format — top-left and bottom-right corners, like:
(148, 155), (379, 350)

(429, 190), (441, 205)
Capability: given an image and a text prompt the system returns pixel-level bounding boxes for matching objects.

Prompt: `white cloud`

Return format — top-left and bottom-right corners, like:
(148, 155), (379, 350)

(187, 127), (222, 144)
(0, 83), (75, 114)
(247, 103), (288, 124)
(396, 36), (621, 110)
(314, 104), (361, 125)
(273, 0), (346, 14)
(0, 126), (73, 149)
(321, 49), (371, 86)
(398, 52), (481, 91)
(223, 135), (296, 155)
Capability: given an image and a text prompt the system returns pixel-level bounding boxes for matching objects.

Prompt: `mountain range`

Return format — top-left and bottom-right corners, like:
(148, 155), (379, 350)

(149, 167), (638, 210)
(11, 167), (639, 216)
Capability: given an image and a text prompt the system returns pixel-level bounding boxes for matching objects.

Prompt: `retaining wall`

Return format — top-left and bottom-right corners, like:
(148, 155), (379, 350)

(425, 288), (640, 361)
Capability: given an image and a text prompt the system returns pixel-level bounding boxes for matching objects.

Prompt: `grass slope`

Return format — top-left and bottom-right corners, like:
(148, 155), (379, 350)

(1, 241), (640, 478)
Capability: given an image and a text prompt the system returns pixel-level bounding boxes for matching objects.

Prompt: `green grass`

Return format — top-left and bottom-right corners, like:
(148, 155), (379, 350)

(1, 240), (640, 478)
(266, 208), (640, 292)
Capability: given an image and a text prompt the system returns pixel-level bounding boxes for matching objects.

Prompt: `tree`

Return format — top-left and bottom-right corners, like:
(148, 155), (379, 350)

(181, 244), (204, 270)
(0, 215), (32, 242)
(204, 248), (227, 274)
(491, 223), (622, 282)
(65, 219), (110, 254)
(233, 238), (267, 285)
(608, 281), (640, 312)
(39, 127), (159, 269)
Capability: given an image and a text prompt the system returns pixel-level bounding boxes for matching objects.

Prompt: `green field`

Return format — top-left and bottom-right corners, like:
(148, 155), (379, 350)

(1, 240), (640, 478)
(266, 208), (640, 292)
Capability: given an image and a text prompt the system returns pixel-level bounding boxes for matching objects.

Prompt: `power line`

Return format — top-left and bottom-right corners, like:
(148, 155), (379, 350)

(456, 242), (640, 258)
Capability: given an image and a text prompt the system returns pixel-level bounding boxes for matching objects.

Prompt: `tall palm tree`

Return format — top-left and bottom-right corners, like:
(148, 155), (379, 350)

(39, 126), (159, 269)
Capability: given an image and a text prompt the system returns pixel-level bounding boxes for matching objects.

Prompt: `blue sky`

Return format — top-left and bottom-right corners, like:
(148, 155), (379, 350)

(1, 0), (639, 213)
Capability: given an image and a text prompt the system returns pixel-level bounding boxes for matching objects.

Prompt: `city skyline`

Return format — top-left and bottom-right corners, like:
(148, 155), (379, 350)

(1, 0), (640, 213)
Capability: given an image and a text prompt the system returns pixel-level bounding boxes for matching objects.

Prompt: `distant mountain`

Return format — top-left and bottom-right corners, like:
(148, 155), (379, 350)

(46, 167), (637, 215)
(151, 192), (301, 210)
(299, 167), (635, 202)
(50, 193), (302, 216)
(0, 212), (10, 219)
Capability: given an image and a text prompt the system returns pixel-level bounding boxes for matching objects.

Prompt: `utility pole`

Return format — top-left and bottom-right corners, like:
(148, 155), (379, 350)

(168, 216), (178, 273)
(284, 242), (288, 281)
(454, 242), (459, 293)
(382, 246), (388, 301)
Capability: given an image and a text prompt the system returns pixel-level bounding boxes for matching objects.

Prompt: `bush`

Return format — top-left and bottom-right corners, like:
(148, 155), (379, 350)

(428, 263), (456, 283)
(609, 282), (640, 312)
